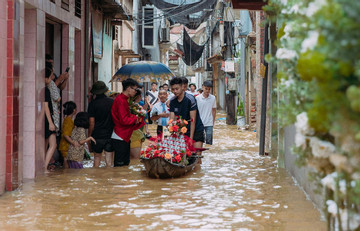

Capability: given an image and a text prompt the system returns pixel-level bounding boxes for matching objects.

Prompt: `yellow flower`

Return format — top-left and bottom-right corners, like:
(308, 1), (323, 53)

(183, 120), (188, 125)
(168, 126), (173, 132)
(165, 153), (171, 159)
(181, 127), (187, 134)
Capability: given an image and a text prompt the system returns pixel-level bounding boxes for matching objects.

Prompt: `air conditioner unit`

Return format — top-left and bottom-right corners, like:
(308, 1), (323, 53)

(160, 27), (170, 43)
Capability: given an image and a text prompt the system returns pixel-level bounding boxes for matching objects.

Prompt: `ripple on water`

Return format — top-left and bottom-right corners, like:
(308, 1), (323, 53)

(0, 120), (326, 230)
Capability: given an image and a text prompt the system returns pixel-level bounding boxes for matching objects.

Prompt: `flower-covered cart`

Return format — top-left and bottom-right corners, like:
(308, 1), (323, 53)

(140, 118), (204, 178)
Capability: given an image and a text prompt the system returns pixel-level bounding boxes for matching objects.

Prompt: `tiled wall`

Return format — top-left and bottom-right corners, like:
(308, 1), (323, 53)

(6, 0), (21, 191)
(0, 0), (7, 195)
(34, 9), (46, 177)
(74, 29), (82, 109)
(61, 24), (69, 104)
(23, 8), (39, 178)
(0, 0), (85, 192)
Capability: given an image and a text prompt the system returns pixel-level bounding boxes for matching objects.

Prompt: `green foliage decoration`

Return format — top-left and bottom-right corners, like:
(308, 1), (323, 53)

(265, 0), (360, 229)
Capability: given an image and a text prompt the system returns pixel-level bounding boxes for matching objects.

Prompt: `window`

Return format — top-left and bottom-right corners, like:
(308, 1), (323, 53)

(75, 0), (81, 18)
(113, 26), (119, 41)
(61, 0), (69, 11)
(142, 6), (155, 47)
(104, 19), (112, 36)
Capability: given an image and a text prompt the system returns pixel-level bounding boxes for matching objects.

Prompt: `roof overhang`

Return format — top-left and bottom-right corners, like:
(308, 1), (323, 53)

(231, 0), (267, 10)
(97, 0), (132, 20)
(207, 54), (223, 64)
(115, 49), (141, 58)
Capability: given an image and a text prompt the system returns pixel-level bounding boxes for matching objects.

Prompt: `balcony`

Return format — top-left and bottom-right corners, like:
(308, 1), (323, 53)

(93, 0), (132, 20)
(231, 0), (267, 10)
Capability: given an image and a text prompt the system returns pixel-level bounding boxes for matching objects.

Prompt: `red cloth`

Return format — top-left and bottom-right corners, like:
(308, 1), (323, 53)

(111, 93), (145, 143)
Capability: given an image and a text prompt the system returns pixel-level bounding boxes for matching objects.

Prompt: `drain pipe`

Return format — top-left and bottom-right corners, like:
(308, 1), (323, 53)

(259, 24), (269, 156)
(84, 0), (89, 110)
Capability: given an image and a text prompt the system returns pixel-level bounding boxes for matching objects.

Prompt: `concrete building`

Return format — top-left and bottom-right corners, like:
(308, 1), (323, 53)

(0, 0), (130, 195)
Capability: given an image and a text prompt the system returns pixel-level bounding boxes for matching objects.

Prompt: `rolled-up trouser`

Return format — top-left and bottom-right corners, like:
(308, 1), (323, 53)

(112, 139), (131, 167)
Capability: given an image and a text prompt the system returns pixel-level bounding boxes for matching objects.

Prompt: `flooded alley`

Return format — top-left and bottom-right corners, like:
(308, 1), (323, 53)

(0, 120), (326, 230)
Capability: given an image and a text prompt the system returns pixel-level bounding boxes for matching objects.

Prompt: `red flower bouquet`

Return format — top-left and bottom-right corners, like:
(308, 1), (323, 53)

(167, 116), (189, 136)
(128, 98), (146, 118)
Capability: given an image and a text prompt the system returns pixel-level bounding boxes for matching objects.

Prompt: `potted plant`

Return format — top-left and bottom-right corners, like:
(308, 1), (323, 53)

(236, 94), (246, 128)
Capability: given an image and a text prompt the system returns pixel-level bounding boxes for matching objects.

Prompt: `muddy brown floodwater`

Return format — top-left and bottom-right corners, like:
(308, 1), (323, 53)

(0, 117), (326, 231)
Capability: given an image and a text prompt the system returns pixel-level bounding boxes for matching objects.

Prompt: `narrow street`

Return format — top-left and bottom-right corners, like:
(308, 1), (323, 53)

(0, 116), (326, 230)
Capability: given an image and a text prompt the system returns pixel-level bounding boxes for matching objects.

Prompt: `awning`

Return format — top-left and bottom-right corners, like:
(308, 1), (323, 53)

(207, 54), (223, 64)
(97, 0), (132, 20)
(231, 0), (267, 10)
(115, 49), (141, 59)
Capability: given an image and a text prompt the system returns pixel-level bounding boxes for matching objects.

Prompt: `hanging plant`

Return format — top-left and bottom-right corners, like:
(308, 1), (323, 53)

(266, 0), (360, 229)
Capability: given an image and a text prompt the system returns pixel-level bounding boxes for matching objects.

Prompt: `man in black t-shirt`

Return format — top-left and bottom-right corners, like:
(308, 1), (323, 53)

(169, 77), (204, 151)
(88, 81), (114, 167)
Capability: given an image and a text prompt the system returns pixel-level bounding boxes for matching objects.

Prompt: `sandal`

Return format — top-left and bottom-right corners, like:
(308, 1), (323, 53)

(47, 164), (56, 171)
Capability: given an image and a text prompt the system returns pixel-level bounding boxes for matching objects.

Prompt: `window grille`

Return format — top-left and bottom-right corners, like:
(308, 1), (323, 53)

(61, 0), (70, 11)
(75, 0), (81, 18)
(142, 7), (155, 47)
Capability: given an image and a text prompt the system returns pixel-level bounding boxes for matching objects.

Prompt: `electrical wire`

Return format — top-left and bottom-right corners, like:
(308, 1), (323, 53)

(132, 0), (187, 23)
(134, 0), (214, 26)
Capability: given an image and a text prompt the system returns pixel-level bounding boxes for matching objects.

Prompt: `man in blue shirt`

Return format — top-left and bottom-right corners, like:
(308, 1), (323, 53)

(169, 77), (205, 151)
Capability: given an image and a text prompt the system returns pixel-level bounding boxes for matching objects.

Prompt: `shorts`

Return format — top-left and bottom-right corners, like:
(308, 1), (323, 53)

(204, 126), (214, 145)
(91, 138), (114, 153)
(193, 130), (205, 143)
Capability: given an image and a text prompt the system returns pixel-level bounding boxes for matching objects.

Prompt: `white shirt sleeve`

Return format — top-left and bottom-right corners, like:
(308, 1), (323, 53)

(150, 104), (157, 118)
(212, 96), (217, 108)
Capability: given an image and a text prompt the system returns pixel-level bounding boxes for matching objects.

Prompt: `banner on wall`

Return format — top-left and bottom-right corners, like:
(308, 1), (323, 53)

(92, 11), (103, 58)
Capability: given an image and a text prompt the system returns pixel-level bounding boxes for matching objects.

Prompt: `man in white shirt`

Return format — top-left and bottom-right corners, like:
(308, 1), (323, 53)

(196, 80), (216, 145)
(186, 83), (198, 96)
(163, 83), (174, 101)
(150, 90), (170, 138)
(146, 82), (159, 125)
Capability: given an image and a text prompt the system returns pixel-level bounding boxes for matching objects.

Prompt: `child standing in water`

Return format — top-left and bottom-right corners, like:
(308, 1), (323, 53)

(67, 112), (96, 168)
(58, 101), (77, 168)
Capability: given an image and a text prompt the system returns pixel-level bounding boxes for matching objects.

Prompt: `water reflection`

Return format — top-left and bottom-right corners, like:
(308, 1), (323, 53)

(0, 117), (326, 230)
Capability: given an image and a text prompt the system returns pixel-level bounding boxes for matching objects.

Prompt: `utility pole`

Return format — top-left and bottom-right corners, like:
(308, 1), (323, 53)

(224, 0), (236, 125)
(259, 24), (269, 156)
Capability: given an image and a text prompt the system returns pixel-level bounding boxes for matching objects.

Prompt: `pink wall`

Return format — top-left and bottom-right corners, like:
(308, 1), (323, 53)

(34, 9), (46, 177)
(0, 0), (7, 195)
(74, 29), (82, 109)
(0, 0), (86, 192)
(23, 9), (38, 178)
(62, 24), (70, 104)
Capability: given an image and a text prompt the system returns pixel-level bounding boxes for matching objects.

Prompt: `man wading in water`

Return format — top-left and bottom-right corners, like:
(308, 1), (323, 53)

(169, 77), (205, 154)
